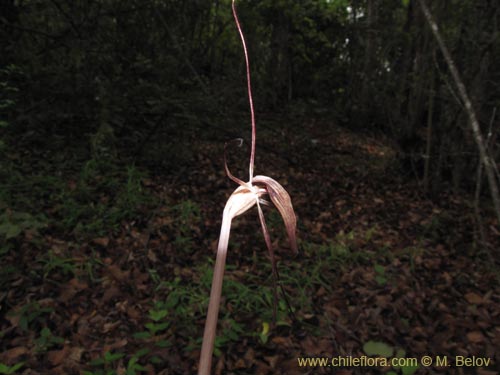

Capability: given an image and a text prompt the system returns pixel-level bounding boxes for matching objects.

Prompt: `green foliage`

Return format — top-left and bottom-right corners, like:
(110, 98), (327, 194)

(0, 209), (46, 273)
(374, 264), (387, 286)
(7, 302), (53, 332)
(133, 301), (170, 346)
(258, 321), (271, 344)
(298, 231), (370, 291)
(34, 327), (64, 352)
(0, 147), (153, 243)
(56, 160), (153, 237)
(363, 340), (394, 357)
(142, 260), (291, 356)
(0, 210), (46, 242)
(393, 349), (419, 375)
(85, 351), (126, 375)
(172, 200), (201, 253)
(124, 355), (148, 375)
(0, 362), (25, 375)
(363, 341), (419, 375)
(38, 250), (76, 279)
(85, 349), (149, 375)
(213, 318), (245, 357)
(162, 275), (200, 318)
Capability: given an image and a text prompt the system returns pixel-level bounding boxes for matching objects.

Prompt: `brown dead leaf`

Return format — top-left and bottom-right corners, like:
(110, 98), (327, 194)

(375, 295), (392, 308)
(315, 286), (327, 297)
(466, 331), (485, 343)
(465, 292), (484, 304)
(300, 336), (322, 355)
(477, 369), (498, 375)
(0, 346), (28, 364)
(102, 284), (121, 303)
(147, 249), (158, 262)
(264, 355), (280, 368)
(254, 360), (272, 375)
(92, 237), (110, 247)
(271, 336), (294, 348)
(5, 311), (20, 328)
(233, 358), (246, 369)
(107, 264), (130, 283)
(102, 321), (122, 334)
(50, 365), (71, 375)
(244, 347), (255, 361)
(60, 278), (88, 303)
(47, 345), (70, 366)
(102, 339), (128, 355)
(68, 347), (84, 363)
(126, 305), (141, 320)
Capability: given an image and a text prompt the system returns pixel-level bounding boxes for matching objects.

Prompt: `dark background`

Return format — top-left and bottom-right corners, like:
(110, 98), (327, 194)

(0, 1), (499, 374)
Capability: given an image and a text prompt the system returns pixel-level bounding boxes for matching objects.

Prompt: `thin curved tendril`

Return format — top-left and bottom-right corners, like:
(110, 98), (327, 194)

(232, 0), (256, 183)
(224, 139), (247, 187)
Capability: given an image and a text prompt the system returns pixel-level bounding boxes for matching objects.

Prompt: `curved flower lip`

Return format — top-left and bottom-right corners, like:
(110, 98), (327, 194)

(252, 175), (298, 254)
(223, 185), (260, 220)
(222, 174), (297, 254)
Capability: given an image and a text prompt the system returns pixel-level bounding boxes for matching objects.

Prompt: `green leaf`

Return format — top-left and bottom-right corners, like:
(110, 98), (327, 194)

(40, 327), (51, 337)
(374, 264), (385, 274)
(150, 356), (162, 364)
(0, 222), (22, 240)
(401, 364), (419, 375)
(134, 348), (150, 357)
(0, 362), (25, 374)
(393, 348), (406, 369)
(104, 351), (124, 363)
(89, 357), (105, 366)
(363, 341), (394, 357)
(133, 331), (151, 339)
(155, 339), (171, 348)
(402, 0), (410, 7)
(375, 274), (387, 285)
(146, 321), (169, 332)
(148, 308), (168, 322)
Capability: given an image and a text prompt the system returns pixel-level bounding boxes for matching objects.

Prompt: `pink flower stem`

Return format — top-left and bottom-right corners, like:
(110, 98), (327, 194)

(232, 0), (256, 183)
(198, 217), (232, 375)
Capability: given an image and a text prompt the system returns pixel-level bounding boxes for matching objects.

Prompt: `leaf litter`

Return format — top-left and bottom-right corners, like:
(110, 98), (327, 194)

(0, 118), (499, 374)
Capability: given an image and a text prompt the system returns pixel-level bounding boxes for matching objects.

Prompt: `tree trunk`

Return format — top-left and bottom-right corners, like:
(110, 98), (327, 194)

(417, 0), (500, 224)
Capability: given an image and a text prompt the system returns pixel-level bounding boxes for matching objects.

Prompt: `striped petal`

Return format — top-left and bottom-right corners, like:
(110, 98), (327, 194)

(223, 185), (258, 220)
(253, 175), (297, 253)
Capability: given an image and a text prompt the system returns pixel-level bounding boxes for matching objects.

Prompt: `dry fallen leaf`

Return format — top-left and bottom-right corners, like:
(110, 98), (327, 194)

(466, 331), (485, 343)
(92, 237), (110, 247)
(465, 292), (484, 304)
(0, 346), (28, 365)
(59, 278), (88, 303)
(47, 345), (70, 366)
(107, 264), (131, 283)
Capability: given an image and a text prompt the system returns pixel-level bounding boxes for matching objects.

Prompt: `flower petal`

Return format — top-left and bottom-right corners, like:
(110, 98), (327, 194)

(223, 185), (258, 220)
(253, 175), (297, 253)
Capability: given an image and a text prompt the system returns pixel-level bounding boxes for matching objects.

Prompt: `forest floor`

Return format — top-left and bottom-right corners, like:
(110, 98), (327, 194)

(1, 115), (499, 375)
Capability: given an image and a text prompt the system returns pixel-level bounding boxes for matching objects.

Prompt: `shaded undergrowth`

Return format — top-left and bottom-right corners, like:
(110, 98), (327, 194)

(0, 117), (498, 375)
